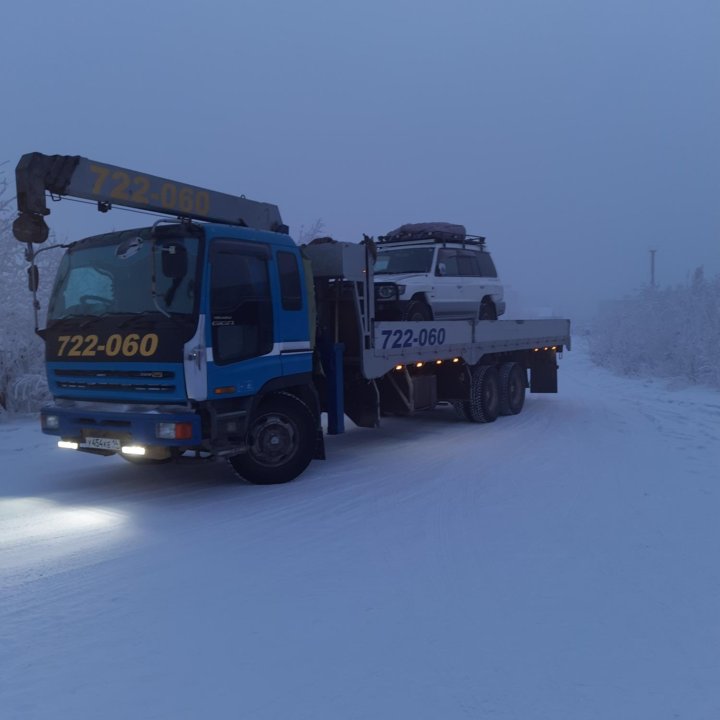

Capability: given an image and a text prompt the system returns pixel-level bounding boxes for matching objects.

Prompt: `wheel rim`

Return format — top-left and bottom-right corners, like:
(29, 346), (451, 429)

(248, 412), (298, 467)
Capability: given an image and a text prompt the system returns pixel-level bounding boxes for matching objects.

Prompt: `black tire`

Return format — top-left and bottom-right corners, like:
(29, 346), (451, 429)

(478, 300), (497, 321)
(498, 362), (526, 416)
(402, 300), (433, 321)
(467, 364), (500, 423)
(228, 393), (316, 484)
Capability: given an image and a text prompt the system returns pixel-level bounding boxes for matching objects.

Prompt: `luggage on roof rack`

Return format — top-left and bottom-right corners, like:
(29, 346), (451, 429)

(378, 221), (486, 246)
(381, 222), (466, 243)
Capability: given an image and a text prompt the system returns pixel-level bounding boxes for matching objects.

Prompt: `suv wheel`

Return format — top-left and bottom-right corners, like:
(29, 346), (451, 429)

(478, 300), (497, 321)
(402, 300), (432, 321)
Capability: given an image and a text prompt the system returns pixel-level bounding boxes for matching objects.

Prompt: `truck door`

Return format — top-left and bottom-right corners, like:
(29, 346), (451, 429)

(206, 240), (281, 397)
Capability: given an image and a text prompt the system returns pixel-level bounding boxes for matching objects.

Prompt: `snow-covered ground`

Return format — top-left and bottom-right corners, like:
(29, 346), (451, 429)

(2, 343), (719, 719)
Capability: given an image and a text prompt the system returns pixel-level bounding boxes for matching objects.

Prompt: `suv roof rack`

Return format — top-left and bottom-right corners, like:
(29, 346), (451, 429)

(378, 222), (486, 247)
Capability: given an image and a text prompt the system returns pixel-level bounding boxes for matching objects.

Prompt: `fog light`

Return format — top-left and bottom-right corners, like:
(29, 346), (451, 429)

(44, 415), (60, 430)
(58, 440), (79, 450)
(121, 445), (146, 456)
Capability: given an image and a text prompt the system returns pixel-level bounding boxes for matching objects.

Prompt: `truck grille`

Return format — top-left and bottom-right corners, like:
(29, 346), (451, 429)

(49, 364), (185, 401)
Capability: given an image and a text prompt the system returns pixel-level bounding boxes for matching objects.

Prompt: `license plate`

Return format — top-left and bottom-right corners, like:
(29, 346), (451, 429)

(81, 436), (121, 451)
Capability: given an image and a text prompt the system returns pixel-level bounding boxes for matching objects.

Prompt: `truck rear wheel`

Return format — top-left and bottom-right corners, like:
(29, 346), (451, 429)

(467, 364), (500, 423)
(498, 362), (526, 416)
(228, 393), (316, 484)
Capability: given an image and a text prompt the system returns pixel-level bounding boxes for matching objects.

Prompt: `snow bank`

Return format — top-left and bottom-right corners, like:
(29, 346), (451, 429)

(589, 268), (720, 389)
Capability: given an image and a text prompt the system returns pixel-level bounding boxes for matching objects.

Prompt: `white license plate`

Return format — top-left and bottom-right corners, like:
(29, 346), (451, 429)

(81, 436), (121, 451)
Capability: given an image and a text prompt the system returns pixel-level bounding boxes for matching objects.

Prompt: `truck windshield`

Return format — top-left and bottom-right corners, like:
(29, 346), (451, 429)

(47, 228), (201, 322)
(374, 247), (435, 275)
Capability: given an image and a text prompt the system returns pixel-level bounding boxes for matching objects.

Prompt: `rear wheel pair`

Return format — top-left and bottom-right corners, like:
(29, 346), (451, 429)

(452, 361), (525, 423)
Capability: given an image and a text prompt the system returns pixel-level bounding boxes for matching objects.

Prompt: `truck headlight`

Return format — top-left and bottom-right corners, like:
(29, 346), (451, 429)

(121, 445), (146, 456)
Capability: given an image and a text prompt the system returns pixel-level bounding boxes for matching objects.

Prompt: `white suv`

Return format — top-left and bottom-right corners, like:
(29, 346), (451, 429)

(373, 222), (505, 321)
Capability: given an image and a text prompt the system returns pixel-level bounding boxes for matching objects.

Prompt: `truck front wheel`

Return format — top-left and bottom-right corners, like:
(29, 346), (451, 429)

(228, 393), (316, 484)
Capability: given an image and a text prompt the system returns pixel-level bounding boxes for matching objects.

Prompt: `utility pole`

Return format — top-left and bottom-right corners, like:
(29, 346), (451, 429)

(649, 249), (656, 288)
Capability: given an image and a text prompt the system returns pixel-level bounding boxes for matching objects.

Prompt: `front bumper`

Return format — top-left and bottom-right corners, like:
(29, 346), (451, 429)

(41, 403), (203, 455)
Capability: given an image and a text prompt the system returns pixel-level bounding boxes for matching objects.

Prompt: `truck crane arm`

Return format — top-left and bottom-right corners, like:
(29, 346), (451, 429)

(13, 152), (287, 245)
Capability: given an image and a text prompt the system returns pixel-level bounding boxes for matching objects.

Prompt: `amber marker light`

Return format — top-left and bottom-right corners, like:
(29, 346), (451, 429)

(214, 386), (236, 395)
(395, 365), (403, 371)
(452, 358), (460, 363)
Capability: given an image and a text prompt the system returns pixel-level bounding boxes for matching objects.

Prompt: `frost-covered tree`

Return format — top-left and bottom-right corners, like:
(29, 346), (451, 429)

(295, 218), (326, 245)
(0, 165), (58, 412)
(589, 270), (720, 389)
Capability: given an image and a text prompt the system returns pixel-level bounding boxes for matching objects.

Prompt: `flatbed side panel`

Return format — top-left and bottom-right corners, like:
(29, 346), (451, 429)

(363, 319), (570, 379)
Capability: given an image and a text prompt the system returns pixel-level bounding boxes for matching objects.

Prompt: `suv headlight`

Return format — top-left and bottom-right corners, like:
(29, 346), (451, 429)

(376, 283), (399, 300)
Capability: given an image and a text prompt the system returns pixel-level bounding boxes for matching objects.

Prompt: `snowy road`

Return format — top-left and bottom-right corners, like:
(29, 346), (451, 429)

(2, 343), (720, 719)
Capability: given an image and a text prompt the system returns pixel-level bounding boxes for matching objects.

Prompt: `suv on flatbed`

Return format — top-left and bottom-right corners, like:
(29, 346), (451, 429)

(373, 222), (505, 321)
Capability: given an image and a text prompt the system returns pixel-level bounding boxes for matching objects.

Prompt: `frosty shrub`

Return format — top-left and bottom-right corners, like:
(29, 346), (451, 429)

(0, 165), (57, 413)
(589, 269), (720, 389)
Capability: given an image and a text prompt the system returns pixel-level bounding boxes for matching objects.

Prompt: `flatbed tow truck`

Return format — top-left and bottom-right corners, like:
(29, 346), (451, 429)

(13, 152), (570, 484)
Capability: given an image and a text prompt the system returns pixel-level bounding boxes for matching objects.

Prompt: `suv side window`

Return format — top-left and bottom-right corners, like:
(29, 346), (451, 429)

(478, 252), (498, 278)
(457, 253), (482, 277)
(437, 249), (460, 276)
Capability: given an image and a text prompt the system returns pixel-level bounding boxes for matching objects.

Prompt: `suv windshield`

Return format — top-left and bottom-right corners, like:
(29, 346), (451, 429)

(374, 247), (435, 275)
(47, 228), (201, 323)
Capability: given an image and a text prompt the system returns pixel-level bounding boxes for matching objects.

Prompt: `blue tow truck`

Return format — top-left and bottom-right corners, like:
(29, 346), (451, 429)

(13, 153), (570, 484)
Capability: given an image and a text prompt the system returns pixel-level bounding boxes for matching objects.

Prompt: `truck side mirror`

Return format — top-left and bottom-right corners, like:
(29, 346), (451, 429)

(161, 242), (188, 279)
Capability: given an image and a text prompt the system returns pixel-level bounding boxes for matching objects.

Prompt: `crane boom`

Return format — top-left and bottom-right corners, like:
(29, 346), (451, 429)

(13, 152), (286, 244)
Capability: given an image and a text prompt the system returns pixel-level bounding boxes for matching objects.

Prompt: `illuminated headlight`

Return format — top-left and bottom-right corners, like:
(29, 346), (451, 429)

(44, 414), (60, 430)
(58, 440), (79, 450)
(156, 422), (193, 440)
(121, 445), (146, 456)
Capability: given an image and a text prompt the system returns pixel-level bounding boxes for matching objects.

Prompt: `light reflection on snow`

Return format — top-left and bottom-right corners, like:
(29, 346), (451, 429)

(0, 498), (131, 586)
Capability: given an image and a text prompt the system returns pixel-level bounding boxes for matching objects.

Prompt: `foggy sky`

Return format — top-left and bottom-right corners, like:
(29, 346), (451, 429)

(3, 0), (718, 320)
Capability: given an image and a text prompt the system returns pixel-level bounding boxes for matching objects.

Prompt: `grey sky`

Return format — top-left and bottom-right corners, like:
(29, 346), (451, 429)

(3, 0), (719, 318)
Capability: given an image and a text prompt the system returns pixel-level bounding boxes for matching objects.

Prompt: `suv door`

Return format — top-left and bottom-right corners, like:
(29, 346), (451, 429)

(434, 249), (465, 317)
(456, 251), (485, 316)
